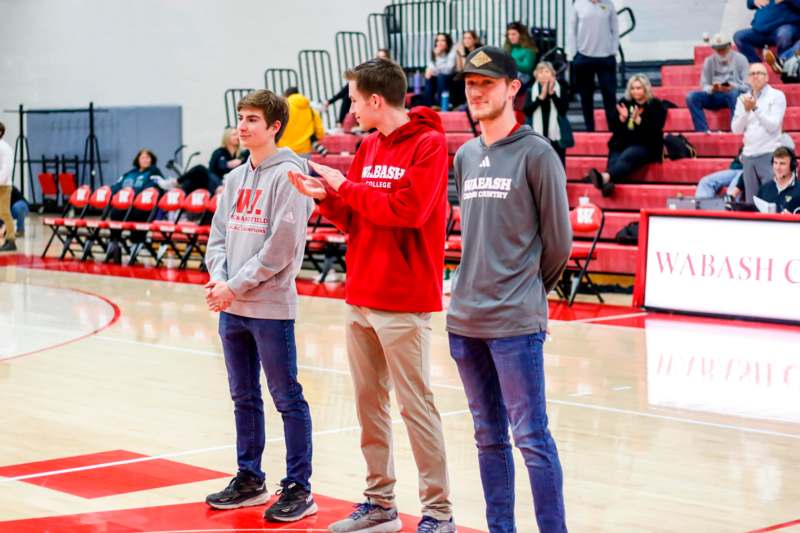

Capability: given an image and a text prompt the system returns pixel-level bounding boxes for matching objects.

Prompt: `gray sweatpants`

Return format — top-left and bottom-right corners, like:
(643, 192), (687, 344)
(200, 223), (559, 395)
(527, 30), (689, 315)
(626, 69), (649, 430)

(741, 152), (774, 203)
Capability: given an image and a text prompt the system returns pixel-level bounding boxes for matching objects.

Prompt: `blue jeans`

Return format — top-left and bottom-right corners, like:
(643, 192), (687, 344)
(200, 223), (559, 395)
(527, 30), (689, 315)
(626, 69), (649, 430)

(218, 312), (313, 489)
(11, 200), (29, 234)
(449, 332), (566, 533)
(686, 90), (740, 132)
(607, 145), (651, 183)
(423, 73), (454, 108)
(695, 169), (743, 199)
(781, 40), (800, 61)
(734, 25), (800, 63)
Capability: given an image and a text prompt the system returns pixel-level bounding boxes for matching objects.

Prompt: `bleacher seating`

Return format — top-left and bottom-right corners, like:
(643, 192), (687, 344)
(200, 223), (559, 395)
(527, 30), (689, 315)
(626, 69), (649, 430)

(311, 45), (800, 277)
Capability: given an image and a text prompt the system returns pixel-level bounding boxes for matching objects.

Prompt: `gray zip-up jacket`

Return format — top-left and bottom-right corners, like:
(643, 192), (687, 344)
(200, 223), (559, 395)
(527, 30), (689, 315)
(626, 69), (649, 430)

(447, 127), (572, 338)
(205, 148), (314, 320)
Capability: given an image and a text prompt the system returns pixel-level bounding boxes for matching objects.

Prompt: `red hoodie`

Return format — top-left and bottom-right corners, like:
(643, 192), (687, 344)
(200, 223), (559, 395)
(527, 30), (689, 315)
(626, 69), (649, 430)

(318, 106), (448, 312)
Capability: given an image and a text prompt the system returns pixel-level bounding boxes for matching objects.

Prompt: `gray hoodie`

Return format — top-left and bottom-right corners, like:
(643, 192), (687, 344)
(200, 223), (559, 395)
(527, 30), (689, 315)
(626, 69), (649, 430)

(447, 126), (572, 338)
(205, 148), (314, 320)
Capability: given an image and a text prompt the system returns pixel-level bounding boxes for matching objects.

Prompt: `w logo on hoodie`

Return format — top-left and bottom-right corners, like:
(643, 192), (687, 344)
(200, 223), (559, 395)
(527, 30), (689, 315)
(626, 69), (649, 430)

(235, 188), (263, 216)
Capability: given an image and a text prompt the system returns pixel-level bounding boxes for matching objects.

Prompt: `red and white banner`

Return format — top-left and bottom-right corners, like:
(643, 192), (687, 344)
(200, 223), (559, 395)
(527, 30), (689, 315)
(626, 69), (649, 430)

(637, 210), (800, 323)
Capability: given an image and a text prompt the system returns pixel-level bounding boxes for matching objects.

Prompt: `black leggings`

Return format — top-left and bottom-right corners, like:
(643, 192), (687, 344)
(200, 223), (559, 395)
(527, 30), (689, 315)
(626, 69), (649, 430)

(607, 145), (650, 183)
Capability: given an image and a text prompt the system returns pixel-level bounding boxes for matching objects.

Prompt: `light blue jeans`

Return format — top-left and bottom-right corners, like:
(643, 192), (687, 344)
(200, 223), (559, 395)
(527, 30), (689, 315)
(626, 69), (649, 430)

(695, 169), (743, 199)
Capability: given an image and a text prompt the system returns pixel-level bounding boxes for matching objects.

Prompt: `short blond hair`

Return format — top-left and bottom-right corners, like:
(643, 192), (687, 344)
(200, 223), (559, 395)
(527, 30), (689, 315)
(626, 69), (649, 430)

(534, 61), (556, 77)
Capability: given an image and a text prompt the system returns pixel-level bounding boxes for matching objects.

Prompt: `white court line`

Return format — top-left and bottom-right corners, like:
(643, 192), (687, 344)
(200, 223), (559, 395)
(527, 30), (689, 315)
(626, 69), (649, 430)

(0, 408), (470, 485)
(568, 391), (593, 397)
(93, 335), (800, 440)
(611, 386), (632, 391)
(563, 312), (649, 324)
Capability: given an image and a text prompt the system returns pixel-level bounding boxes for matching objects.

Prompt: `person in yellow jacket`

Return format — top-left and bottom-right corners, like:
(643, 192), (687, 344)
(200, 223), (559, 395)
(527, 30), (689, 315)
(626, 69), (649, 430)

(279, 88), (326, 156)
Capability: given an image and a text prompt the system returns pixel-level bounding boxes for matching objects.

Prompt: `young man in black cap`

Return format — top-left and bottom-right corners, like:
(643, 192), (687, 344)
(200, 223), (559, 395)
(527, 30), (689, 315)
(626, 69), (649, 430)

(447, 46), (572, 533)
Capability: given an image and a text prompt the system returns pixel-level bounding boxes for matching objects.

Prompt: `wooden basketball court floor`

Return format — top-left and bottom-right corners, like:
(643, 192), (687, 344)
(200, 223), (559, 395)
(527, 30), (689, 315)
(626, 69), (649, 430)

(1, 221), (798, 533)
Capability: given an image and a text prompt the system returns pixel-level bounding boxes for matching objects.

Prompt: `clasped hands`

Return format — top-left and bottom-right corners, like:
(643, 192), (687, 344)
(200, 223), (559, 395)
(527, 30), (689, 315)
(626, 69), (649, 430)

(288, 160), (347, 201)
(617, 103), (643, 125)
(205, 280), (235, 313)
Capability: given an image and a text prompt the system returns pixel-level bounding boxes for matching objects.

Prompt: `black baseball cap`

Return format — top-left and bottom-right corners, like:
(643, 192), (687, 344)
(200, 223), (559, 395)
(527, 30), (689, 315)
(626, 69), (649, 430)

(456, 46), (518, 80)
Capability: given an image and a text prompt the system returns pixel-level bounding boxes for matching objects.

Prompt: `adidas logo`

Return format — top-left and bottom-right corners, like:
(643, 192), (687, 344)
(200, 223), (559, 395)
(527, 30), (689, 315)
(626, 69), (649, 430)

(479, 156), (490, 168)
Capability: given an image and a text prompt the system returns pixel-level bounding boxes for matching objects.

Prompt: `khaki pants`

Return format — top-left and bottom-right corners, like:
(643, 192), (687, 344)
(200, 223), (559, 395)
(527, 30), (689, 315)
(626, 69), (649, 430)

(0, 186), (14, 243)
(345, 305), (452, 520)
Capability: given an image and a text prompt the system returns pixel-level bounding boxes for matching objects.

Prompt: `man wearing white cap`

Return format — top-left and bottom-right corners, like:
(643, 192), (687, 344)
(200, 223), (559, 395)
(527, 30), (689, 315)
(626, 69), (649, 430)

(686, 33), (750, 133)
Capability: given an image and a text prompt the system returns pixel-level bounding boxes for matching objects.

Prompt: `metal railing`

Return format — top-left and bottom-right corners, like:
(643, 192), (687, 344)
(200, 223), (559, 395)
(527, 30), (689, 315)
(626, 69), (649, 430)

(386, 0), (568, 70)
(264, 68), (299, 96)
(616, 7), (636, 87)
(385, 1), (449, 70)
(367, 12), (389, 56)
(335, 31), (371, 76)
(224, 88), (255, 128)
(298, 49), (338, 128)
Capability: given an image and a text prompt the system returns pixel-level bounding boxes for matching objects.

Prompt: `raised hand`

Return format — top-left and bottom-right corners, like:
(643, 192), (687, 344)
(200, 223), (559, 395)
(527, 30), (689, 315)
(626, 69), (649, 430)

(617, 102), (630, 122)
(742, 94), (757, 112)
(632, 105), (644, 125)
(288, 170), (328, 200)
(308, 160), (347, 191)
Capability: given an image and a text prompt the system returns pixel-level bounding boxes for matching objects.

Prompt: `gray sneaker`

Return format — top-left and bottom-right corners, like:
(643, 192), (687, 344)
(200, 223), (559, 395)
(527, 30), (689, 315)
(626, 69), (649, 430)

(328, 501), (402, 533)
(416, 515), (457, 533)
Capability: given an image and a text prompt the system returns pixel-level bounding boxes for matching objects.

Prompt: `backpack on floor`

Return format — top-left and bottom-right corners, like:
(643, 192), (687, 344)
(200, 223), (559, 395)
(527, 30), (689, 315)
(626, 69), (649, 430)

(663, 133), (697, 160)
(615, 222), (639, 245)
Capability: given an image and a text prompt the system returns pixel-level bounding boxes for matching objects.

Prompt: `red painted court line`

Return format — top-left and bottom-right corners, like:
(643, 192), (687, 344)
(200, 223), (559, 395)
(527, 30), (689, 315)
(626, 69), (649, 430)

(0, 284), (121, 362)
(746, 518), (800, 533)
(0, 450), (229, 499)
(0, 498), (486, 532)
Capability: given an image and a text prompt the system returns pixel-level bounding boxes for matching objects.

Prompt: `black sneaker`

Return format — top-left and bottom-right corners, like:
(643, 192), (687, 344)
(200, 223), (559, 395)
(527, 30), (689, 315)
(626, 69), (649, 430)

(264, 480), (318, 522)
(206, 473), (269, 510)
(0, 240), (17, 252)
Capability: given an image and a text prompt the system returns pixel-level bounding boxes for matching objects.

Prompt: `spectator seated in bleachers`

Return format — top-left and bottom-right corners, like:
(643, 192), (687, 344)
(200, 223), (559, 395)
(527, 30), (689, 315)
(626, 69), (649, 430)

(111, 149), (167, 195)
(524, 61), (571, 166)
(279, 87), (326, 157)
(588, 74), (667, 197)
(324, 48), (392, 131)
(209, 128), (248, 183)
(733, 0), (800, 64)
(753, 145), (800, 212)
(569, 0), (620, 132)
(451, 31), (484, 109)
(731, 62), (787, 203)
(505, 22), (538, 111)
(686, 33), (750, 133)
(177, 129), (249, 195)
(106, 148), (168, 262)
(423, 32), (457, 109)
(695, 148), (744, 199)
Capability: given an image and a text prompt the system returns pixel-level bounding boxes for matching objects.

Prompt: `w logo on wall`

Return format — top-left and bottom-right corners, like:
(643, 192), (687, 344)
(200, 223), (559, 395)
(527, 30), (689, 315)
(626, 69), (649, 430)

(235, 188), (263, 215)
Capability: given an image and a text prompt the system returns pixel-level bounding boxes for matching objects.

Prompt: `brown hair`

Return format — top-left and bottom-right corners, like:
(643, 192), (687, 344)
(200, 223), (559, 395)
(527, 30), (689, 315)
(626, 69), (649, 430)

(345, 59), (407, 108)
(774, 146), (795, 161)
(133, 148), (157, 169)
(504, 22), (537, 53)
(0, 121), (5, 139)
(237, 89), (289, 142)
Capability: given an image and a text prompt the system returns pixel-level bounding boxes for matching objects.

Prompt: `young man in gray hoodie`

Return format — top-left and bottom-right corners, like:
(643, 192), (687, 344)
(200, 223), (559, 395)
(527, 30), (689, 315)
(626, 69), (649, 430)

(204, 90), (317, 523)
(448, 47), (572, 533)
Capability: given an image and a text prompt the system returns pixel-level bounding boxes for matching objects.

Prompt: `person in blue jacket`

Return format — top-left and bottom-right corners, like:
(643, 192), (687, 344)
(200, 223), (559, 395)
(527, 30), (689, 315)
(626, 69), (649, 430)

(106, 149), (167, 262)
(733, 0), (800, 63)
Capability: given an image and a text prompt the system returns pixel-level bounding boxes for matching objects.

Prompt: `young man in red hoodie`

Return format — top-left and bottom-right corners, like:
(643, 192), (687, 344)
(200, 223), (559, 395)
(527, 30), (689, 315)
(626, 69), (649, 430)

(288, 58), (455, 533)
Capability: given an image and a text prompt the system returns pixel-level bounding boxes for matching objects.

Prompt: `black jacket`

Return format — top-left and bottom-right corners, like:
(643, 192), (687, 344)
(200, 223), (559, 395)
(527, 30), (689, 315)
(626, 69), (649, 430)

(209, 148), (248, 179)
(608, 97), (667, 162)
(756, 176), (800, 214)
